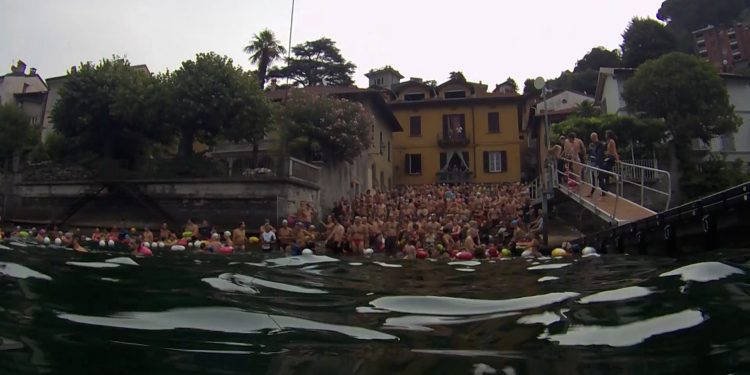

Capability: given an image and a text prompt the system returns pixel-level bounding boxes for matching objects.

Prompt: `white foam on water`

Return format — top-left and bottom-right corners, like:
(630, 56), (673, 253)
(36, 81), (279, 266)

(537, 276), (560, 282)
(57, 307), (397, 340)
(101, 277), (120, 283)
(517, 311), (561, 326)
(577, 286), (654, 304)
(349, 262), (363, 266)
(9, 242), (28, 248)
(527, 263), (571, 271)
(216, 273), (326, 294)
(0, 262), (52, 280)
(384, 312), (518, 332)
(370, 292), (580, 316)
(356, 306), (390, 314)
(244, 262), (267, 267)
(374, 261), (402, 268)
(0, 244), (11, 250)
(659, 262), (744, 282)
(105, 257), (139, 266)
(541, 309), (705, 347)
(66, 262), (120, 269)
(265, 255), (339, 266)
(201, 276), (259, 294)
(473, 363), (498, 375)
(448, 261), (481, 267)
(455, 267), (476, 272)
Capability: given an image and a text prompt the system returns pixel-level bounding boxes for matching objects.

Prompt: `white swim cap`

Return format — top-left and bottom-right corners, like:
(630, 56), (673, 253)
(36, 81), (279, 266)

(108, 239), (115, 247)
(224, 231), (231, 238)
(54, 238), (62, 245)
(302, 248), (313, 255)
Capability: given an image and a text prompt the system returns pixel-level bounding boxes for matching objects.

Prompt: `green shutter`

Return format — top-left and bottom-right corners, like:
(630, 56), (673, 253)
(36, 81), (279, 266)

(442, 115), (449, 139)
(405, 154), (410, 174)
(483, 151), (489, 173)
(501, 151), (508, 172)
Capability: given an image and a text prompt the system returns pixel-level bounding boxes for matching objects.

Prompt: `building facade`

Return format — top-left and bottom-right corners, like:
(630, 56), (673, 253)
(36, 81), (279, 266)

(694, 23), (750, 73)
(0, 61), (47, 130)
(594, 67), (635, 115)
(379, 75), (528, 186)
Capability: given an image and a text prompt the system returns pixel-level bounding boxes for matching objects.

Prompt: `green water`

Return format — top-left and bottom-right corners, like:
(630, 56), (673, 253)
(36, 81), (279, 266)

(2, 240), (750, 374)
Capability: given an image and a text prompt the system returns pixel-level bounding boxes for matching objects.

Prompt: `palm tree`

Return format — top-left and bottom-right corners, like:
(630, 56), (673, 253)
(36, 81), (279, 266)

(243, 29), (286, 89)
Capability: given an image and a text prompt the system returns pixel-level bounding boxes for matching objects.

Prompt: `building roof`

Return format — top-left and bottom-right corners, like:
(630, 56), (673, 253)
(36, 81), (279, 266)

(265, 86), (403, 132)
(365, 66), (404, 79)
(594, 67), (635, 103)
(387, 92), (527, 109)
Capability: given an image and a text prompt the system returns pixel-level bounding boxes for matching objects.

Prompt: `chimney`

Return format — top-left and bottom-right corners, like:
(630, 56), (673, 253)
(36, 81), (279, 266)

(29, 67), (37, 76)
(16, 60), (27, 74)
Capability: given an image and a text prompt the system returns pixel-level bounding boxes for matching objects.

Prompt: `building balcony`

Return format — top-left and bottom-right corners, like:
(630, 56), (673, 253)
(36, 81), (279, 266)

(437, 134), (470, 147)
(436, 170), (473, 184)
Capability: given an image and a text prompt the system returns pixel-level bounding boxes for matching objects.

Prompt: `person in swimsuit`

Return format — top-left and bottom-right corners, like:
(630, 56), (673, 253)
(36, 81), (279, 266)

(348, 217), (367, 255)
(260, 225), (276, 252)
(232, 222), (247, 251)
(277, 220), (293, 252)
(326, 218), (346, 255)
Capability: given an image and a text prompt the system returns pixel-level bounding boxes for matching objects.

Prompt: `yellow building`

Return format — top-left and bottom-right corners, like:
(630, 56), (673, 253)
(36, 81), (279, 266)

(367, 69), (529, 185)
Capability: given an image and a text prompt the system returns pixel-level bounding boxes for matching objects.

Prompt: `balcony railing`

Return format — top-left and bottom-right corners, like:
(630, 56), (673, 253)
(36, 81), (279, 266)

(436, 170), (473, 184)
(437, 133), (470, 147)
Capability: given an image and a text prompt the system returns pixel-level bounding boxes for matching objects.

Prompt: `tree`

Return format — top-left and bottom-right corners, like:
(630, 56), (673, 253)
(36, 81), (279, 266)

(680, 154), (749, 199)
(448, 71), (467, 82)
(502, 77), (519, 93)
(623, 52), (741, 203)
(523, 78), (542, 97)
(657, 0), (749, 31)
(574, 101), (599, 118)
(553, 114), (667, 158)
(621, 17), (678, 67)
(168, 52), (270, 158)
(279, 91), (373, 163)
(243, 29), (287, 89)
(0, 103), (37, 170)
(52, 57), (169, 167)
(574, 47), (622, 72)
(269, 38), (356, 86)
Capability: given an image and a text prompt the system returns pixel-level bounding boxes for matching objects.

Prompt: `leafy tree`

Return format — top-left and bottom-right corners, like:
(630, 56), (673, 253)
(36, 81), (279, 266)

(623, 52), (741, 203)
(552, 114), (667, 158)
(657, 0), (749, 31)
(523, 78), (542, 97)
(574, 101), (599, 118)
(168, 52), (270, 159)
(547, 70), (600, 96)
(243, 29), (287, 89)
(52, 57), (169, 167)
(0, 103), (37, 170)
(680, 154), (750, 199)
(269, 38), (356, 86)
(449, 71), (467, 82)
(621, 17), (678, 67)
(574, 47), (622, 72)
(279, 91), (373, 163)
(502, 77), (519, 93)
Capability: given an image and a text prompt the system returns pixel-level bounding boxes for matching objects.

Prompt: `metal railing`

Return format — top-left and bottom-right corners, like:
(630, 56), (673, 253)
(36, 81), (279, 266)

(528, 176), (543, 204)
(615, 160), (671, 211)
(437, 133), (470, 147)
(613, 159), (660, 184)
(556, 156), (623, 223)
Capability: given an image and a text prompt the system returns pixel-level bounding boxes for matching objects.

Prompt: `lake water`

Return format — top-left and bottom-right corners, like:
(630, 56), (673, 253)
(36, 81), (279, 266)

(2, 240), (750, 374)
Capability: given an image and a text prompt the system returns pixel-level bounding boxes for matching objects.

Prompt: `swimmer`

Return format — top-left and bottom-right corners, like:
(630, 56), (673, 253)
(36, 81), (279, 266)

(143, 227), (154, 243)
(277, 220), (293, 252)
(71, 236), (88, 253)
(232, 222), (247, 251)
(260, 224), (276, 252)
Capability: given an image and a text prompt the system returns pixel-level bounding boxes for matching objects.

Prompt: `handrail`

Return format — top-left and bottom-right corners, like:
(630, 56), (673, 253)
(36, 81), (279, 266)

(556, 156), (622, 223)
(615, 160), (672, 211)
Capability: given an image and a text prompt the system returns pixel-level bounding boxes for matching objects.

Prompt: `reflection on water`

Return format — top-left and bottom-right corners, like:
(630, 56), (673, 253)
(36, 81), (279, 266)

(2, 239), (750, 374)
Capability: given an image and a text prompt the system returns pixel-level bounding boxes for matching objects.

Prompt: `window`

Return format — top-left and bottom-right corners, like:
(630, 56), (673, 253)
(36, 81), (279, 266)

(483, 151), (508, 173)
(488, 112), (500, 133)
(442, 114), (466, 139)
(404, 92), (425, 101)
(387, 141), (391, 161)
(445, 90), (466, 99)
(379, 132), (383, 155)
(440, 151), (470, 170)
(405, 154), (422, 175)
(409, 116), (421, 137)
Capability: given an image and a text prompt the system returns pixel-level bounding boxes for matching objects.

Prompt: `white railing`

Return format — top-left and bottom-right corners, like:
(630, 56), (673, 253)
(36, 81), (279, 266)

(555, 157), (622, 222)
(613, 159), (660, 183)
(528, 176), (543, 204)
(615, 160), (671, 211)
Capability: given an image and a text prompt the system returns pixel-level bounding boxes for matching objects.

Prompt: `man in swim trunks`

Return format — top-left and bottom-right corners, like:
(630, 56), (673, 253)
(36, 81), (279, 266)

(347, 217), (368, 255)
(277, 220), (293, 252)
(233, 222), (247, 251)
(326, 218), (346, 255)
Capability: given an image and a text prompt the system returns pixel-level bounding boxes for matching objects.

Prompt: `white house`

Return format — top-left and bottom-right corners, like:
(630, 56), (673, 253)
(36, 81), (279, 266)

(0, 60), (47, 129)
(594, 67), (750, 170)
(537, 89), (595, 115)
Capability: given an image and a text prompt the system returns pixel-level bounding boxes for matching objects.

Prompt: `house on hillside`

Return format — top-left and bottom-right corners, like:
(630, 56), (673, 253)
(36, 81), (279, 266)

(594, 66), (750, 170)
(535, 89), (595, 123)
(365, 67), (531, 185)
(0, 60), (48, 131)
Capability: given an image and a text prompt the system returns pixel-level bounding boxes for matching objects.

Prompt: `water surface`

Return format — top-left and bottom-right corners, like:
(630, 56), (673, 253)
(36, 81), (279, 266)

(2, 240), (750, 374)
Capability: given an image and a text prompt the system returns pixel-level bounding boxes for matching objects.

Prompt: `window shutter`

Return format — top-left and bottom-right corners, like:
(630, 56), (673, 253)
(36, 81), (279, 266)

(462, 152), (469, 168)
(442, 115), (449, 138)
(483, 152), (489, 173)
(500, 151), (508, 172)
(440, 152), (447, 169)
(405, 154), (410, 174)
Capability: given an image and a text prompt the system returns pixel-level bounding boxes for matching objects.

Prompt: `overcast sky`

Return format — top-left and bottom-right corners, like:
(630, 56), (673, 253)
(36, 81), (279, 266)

(1, 0), (664, 88)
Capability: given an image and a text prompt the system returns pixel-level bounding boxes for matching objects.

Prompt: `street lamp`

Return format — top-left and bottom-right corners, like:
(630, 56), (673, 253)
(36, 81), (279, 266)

(534, 77), (553, 246)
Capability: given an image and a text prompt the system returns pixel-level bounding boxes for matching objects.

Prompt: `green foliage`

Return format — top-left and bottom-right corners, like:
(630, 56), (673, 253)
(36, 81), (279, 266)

(449, 71), (467, 82)
(546, 70), (600, 96)
(167, 52), (271, 158)
(269, 38), (356, 87)
(623, 52), (740, 143)
(502, 77), (519, 93)
(574, 101), (600, 118)
(574, 47), (622, 72)
(279, 91), (373, 163)
(552, 115), (667, 157)
(680, 154), (750, 200)
(51, 57), (170, 166)
(0, 103), (36, 166)
(657, 0), (749, 31)
(523, 78), (542, 97)
(621, 17), (678, 67)
(243, 29), (286, 88)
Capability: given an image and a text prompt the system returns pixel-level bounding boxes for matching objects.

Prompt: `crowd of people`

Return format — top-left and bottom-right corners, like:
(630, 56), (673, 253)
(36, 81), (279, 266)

(0, 182), (545, 259)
